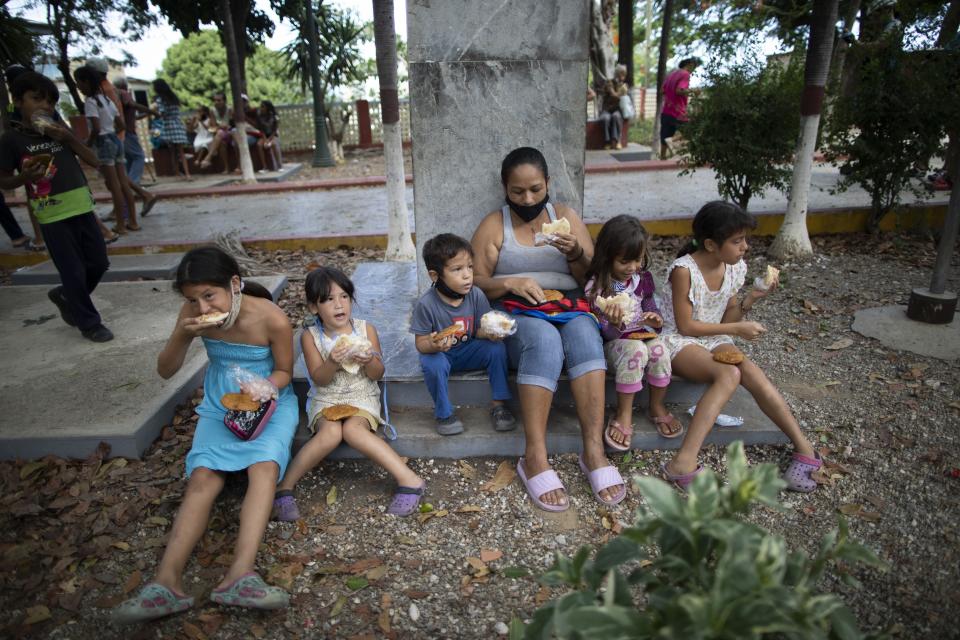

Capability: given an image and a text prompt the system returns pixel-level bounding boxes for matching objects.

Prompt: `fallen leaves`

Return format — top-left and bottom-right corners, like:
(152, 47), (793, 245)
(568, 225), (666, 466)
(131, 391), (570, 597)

(23, 605), (51, 625)
(480, 548), (502, 563)
(838, 503), (881, 522)
(825, 337), (854, 351)
(122, 569), (142, 594)
(481, 461), (516, 492)
(326, 485), (338, 506)
(417, 508), (449, 524)
(457, 459), (477, 480)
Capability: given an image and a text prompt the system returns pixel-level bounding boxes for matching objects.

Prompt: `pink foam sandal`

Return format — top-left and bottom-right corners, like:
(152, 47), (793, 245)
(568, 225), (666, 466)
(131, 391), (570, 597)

(783, 452), (822, 492)
(516, 458), (569, 512)
(661, 461), (705, 489)
(603, 418), (633, 451)
(578, 454), (626, 505)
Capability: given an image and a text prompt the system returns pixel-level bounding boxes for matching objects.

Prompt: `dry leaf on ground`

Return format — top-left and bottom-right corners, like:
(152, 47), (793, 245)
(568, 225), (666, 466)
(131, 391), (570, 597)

(481, 461), (516, 492)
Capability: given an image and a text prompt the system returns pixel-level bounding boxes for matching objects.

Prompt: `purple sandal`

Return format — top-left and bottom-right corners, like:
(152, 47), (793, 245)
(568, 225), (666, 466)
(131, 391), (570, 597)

(271, 492), (300, 522)
(783, 452), (822, 492)
(661, 461), (705, 489)
(386, 482), (425, 516)
(517, 458), (569, 512)
(578, 454), (627, 505)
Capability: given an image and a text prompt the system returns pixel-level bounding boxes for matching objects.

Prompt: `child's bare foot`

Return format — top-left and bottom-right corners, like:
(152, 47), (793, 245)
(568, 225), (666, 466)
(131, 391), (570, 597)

(127, 224), (142, 231)
(111, 225), (127, 235)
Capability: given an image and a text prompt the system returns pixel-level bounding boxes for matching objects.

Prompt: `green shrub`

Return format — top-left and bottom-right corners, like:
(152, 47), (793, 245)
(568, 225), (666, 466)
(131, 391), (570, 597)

(523, 442), (887, 639)
(822, 46), (955, 231)
(681, 56), (803, 211)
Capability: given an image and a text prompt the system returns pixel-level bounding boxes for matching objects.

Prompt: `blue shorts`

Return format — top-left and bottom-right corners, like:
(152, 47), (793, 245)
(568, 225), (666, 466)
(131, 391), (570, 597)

(95, 133), (125, 166)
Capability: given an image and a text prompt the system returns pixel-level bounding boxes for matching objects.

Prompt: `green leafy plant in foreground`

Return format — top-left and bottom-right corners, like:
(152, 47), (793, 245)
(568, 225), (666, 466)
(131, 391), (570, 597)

(525, 442), (887, 639)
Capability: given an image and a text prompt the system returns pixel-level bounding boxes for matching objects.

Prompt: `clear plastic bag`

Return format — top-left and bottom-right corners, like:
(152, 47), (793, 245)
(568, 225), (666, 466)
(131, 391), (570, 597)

(228, 364), (278, 402)
(533, 232), (561, 247)
(480, 310), (518, 338)
(332, 334), (373, 374)
(687, 404), (744, 427)
(753, 276), (772, 291)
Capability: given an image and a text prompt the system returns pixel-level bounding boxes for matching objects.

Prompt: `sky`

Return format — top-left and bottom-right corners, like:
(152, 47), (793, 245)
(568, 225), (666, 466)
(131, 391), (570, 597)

(10, 0), (408, 81)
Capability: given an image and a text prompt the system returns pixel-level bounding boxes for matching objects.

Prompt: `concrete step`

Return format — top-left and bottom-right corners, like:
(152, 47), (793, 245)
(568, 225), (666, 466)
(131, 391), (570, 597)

(12, 252), (185, 285)
(292, 372), (706, 409)
(295, 386), (786, 459)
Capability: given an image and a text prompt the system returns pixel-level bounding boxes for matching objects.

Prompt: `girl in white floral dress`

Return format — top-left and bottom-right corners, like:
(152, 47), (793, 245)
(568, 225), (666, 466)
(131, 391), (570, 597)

(659, 201), (820, 492)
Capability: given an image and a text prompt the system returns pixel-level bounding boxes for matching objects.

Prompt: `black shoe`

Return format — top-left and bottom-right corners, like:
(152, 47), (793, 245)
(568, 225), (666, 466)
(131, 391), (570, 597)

(435, 414), (464, 436)
(81, 324), (114, 342)
(490, 405), (517, 432)
(47, 286), (76, 326)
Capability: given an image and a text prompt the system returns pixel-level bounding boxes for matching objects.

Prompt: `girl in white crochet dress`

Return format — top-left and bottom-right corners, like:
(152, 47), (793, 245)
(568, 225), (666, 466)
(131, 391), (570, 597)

(659, 201), (820, 492)
(272, 266), (424, 518)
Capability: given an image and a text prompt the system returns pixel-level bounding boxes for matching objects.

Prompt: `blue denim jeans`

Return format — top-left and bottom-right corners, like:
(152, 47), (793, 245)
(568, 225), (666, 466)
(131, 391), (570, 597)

(124, 133), (146, 184)
(502, 313), (606, 392)
(420, 338), (511, 419)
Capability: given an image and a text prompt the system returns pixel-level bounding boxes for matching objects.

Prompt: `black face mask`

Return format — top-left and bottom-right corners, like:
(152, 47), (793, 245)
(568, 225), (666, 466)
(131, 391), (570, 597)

(434, 277), (465, 300)
(507, 192), (550, 223)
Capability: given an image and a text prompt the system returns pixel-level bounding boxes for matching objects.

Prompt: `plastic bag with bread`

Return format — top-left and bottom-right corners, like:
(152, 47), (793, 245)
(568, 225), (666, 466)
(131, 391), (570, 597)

(594, 291), (637, 324)
(333, 333), (373, 374)
(534, 217), (571, 246)
(753, 265), (781, 291)
(480, 310), (517, 338)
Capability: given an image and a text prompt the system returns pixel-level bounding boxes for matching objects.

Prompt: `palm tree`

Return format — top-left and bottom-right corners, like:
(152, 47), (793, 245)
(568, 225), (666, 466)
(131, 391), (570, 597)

(372, 0), (414, 261)
(770, 0), (838, 259)
(219, 0), (257, 183)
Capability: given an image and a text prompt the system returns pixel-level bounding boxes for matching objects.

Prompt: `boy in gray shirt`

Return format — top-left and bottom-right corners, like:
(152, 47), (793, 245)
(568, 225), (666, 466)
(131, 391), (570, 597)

(411, 234), (516, 435)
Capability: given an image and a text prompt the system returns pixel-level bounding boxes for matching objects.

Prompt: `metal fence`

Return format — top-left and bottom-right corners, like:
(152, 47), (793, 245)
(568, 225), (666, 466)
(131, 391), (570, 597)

(273, 100), (412, 152)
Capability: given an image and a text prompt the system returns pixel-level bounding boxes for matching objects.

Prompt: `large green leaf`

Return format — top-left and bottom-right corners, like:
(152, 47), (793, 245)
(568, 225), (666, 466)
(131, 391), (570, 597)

(594, 536), (644, 573)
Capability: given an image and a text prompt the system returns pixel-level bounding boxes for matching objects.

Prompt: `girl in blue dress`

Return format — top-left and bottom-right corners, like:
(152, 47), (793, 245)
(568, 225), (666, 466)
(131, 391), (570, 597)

(113, 247), (298, 623)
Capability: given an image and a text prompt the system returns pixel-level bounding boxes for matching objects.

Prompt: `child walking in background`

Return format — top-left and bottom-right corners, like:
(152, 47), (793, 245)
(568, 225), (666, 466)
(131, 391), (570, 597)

(0, 72), (113, 342)
(585, 215), (681, 448)
(113, 247), (299, 623)
(151, 79), (192, 181)
(412, 234), (516, 435)
(75, 65), (140, 236)
(273, 266), (425, 520)
(659, 201), (820, 491)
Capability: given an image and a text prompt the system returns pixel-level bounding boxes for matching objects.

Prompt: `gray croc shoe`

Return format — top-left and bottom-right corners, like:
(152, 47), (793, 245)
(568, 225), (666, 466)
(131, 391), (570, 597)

(111, 582), (194, 625)
(210, 573), (289, 610)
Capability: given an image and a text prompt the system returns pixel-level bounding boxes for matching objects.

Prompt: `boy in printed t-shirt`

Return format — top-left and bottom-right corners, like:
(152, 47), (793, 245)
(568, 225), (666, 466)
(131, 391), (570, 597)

(0, 72), (113, 342)
(411, 234), (516, 435)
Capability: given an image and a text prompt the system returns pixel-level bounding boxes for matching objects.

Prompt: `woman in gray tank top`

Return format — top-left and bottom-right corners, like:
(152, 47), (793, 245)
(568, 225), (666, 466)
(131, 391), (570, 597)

(471, 147), (626, 511)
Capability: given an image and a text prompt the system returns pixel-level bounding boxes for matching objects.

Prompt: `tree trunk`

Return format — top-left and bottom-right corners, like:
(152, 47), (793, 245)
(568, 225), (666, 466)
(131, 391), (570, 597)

(220, 0), (256, 183)
(643, 0), (653, 86)
(306, 0), (335, 167)
(938, 0), (960, 47)
(651, 0), (674, 155)
(617, 0), (634, 86)
(48, 0), (84, 113)
(829, 0), (860, 99)
(771, 0), (838, 260)
(590, 0), (617, 84)
(231, 0), (251, 92)
(372, 0), (414, 262)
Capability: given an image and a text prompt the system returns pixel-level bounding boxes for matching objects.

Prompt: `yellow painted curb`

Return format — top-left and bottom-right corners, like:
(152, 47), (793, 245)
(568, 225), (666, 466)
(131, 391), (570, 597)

(585, 203), (947, 237)
(0, 203), (948, 270)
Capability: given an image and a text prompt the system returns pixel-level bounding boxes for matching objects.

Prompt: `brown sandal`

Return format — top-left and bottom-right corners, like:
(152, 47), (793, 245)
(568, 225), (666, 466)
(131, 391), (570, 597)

(651, 414), (684, 439)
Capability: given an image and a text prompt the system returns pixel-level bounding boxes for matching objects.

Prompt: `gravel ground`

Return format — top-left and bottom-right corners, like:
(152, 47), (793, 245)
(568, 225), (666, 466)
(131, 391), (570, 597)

(1, 232), (958, 639)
